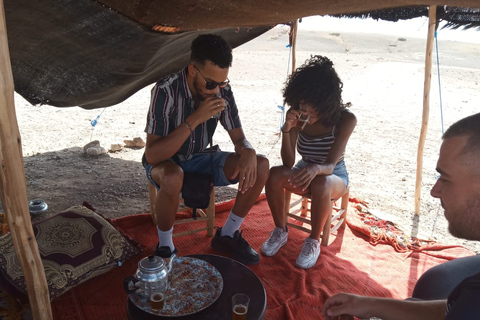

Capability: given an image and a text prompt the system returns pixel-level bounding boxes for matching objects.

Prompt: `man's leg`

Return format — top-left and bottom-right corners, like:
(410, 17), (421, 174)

(226, 154), (269, 218)
(210, 154), (269, 265)
(149, 161), (183, 258)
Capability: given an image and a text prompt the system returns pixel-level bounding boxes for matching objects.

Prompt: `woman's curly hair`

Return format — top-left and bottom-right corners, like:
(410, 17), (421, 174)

(283, 55), (351, 126)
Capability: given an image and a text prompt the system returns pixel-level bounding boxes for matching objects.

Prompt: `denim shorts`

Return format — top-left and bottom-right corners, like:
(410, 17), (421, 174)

(293, 159), (349, 187)
(145, 151), (238, 190)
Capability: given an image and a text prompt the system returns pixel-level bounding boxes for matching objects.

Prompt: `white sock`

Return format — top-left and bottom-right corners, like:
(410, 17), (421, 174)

(220, 211), (244, 237)
(157, 226), (175, 252)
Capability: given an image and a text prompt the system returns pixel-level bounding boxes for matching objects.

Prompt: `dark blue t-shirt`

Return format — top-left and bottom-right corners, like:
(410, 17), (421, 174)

(445, 271), (480, 319)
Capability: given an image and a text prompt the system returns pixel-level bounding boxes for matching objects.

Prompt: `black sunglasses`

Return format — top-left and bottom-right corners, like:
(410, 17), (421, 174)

(193, 65), (230, 90)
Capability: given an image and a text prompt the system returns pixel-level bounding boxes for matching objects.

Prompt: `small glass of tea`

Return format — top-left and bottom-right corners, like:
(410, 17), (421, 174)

(232, 293), (249, 320)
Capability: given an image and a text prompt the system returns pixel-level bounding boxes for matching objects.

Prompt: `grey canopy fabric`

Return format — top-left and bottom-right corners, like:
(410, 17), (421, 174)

(4, 0), (479, 109)
(5, 0), (271, 109)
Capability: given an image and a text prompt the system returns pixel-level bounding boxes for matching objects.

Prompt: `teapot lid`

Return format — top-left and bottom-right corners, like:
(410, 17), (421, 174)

(139, 255), (165, 272)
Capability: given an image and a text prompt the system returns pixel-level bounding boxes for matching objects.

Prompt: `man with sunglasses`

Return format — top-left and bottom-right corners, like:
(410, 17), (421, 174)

(143, 34), (269, 265)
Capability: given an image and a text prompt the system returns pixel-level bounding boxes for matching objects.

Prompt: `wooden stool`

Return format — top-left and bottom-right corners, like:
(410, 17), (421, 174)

(284, 186), (350, 246)
(148, 181), (215, 237)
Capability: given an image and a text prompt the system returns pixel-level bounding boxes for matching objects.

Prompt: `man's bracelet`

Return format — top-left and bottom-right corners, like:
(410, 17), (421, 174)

(183, 121), (193, 133)
(281, 128), (291, 133)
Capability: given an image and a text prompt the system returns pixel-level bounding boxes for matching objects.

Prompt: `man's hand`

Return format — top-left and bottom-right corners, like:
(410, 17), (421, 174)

(288, 164), (320, 191)
(231, 148), (257, 194)
(322, 293), (372, 320)
(192, 96), (225, 124)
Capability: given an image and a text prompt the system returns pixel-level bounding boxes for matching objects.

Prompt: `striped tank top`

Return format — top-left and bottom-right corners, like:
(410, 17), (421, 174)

(296, 128), (344, 165)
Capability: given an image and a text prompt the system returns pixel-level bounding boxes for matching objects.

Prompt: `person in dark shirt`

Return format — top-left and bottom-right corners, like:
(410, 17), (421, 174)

(322, 112), (480, 320)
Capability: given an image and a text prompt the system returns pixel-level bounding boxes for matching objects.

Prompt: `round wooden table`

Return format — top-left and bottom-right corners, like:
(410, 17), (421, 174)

(127, 254), (267, 319)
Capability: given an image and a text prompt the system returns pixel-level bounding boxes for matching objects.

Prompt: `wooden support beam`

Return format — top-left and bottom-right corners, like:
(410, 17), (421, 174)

(0, 1), (53, 319)
(415, 5), (437, 215)
(291, 19), (298, 73)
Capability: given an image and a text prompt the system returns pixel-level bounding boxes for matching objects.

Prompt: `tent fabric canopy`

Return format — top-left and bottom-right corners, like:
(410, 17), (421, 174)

(95, 0), (480, 31)
(5, 0), (480, 110)
(334, 6), (480, 29)
(4, 0), (271, 109)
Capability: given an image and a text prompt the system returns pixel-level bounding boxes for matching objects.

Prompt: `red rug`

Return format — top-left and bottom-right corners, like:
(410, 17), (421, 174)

(50, 196), (473, 320)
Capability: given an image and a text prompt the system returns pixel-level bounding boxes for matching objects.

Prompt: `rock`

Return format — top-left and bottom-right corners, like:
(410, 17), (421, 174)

(109, 143), (124, 152)
(86, 146), (107, 155)
(83, 140), (100, 153)
(355, 204), (367, 213)
(124, 137), (146, 148)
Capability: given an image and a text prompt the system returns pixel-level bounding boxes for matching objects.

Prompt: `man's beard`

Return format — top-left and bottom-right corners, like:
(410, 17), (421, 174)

(193, 77), (216, 101)
(447, 194), (480, 241)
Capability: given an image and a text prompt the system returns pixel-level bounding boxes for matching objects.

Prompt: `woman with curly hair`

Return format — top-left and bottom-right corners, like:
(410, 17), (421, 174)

(261, 55), (357, 269)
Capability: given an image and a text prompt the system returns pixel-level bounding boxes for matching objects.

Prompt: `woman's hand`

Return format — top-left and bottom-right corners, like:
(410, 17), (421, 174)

(283, 108), (301, 132)
(288, 164), (319, 191)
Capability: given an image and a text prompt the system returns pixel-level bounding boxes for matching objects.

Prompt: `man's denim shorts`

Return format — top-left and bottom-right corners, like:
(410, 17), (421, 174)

(145, 151), (238, 190)
(293, 159), (349, 187)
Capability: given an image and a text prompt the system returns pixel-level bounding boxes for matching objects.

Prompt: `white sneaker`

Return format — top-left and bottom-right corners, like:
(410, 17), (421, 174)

(261, 227), (288, 256)
(296, 238), (321, 269)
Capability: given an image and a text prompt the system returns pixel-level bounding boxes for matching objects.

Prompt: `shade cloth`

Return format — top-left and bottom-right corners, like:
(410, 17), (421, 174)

(44, 196), (473, 319)
(4, 0), (271, 109)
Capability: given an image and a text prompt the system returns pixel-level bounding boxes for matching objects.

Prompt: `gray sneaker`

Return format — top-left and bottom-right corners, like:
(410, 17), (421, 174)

(295, 238), (320, 269)
(261, 226), (288, 256)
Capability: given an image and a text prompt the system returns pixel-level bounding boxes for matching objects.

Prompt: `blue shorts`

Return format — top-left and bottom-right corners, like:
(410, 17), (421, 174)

(145, 151), (238, 189)
(293, 159), (349, 187)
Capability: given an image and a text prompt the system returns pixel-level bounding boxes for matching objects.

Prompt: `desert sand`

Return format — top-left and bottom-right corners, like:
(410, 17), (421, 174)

(6, 16), (480, 253)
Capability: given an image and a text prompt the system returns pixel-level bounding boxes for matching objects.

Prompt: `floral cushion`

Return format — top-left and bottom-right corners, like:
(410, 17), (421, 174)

(0, 205), (141, 300)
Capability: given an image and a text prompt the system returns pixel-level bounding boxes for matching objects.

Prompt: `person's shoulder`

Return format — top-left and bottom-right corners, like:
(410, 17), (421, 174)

(339, 108), (357, 126)
(155, 69), (184, 90)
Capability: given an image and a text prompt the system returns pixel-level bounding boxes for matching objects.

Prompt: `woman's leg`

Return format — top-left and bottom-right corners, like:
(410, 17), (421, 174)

(309, 175), (347, 240)
(265, 165), (301, 228)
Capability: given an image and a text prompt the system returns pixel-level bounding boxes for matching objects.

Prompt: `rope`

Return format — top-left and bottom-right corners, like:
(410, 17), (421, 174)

(278, 43), (293, 132)
(90, 107), (107, 140)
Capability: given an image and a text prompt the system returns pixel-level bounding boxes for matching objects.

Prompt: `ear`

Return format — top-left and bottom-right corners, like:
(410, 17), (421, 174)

(187, 64), (197, 78)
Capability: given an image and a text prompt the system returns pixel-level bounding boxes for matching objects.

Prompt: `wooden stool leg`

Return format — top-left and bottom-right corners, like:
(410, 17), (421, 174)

(148, 181), (157, 225)
(206, 188), (215, 237)
(300, 198), (309, 218)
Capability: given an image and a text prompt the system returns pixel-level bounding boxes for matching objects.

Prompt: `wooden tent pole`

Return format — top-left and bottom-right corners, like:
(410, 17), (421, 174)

(415, 5), (437, 215)
(291, 19), (298, 73)
(0, 1), (53, 319)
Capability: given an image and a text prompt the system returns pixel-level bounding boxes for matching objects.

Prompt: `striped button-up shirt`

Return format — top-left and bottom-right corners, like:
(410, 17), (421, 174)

(145, 67), (241, 160)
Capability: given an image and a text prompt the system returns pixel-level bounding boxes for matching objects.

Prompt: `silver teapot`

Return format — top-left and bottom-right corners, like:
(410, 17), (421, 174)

(124, 254), (176, 297)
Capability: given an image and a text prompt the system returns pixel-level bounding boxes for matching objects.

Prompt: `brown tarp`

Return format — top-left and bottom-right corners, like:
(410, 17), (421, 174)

(5, 0), (479, 110)
(4, 0), (271, 109)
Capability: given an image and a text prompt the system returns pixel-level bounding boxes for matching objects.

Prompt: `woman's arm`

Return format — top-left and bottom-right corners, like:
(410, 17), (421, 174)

(281, 129), (298, 168)
(280, 108), (301, 168)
